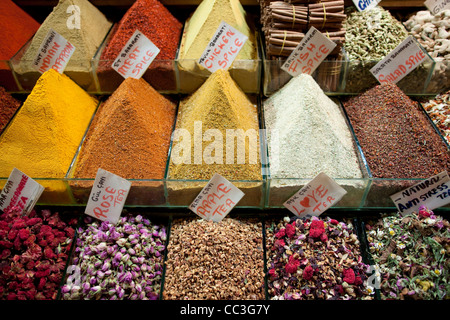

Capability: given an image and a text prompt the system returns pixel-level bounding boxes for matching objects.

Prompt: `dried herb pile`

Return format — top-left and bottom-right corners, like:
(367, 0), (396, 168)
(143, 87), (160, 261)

(366, 207), (450, 300)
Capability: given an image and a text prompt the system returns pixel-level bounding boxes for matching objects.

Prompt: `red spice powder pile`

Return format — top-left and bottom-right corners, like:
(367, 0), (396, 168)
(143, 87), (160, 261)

(97, 0), (182, 91)
(343, 83), (450, 178)
(0, 0), (40, 90)
(0, 0), (40, 61)
(100, 0), (181, 61)
(0, 87), (21, 133)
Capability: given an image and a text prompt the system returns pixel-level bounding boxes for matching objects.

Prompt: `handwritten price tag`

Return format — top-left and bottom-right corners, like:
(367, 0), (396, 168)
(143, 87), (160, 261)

(0, 168), (44, 215)
(281, 26), (336, 77)
(390, 171), (450, 215)
(85, 168), (131, 225)
(112, 29), (160, 79)
(198, 21), (248, 73)
(425, 0), (450, 15)
(370, 36), (427, 84)
(352, 0), (381, 12)
(189, 173), (244, 222)
(32, 29), (76, 74)
(283, 173), (347, 218)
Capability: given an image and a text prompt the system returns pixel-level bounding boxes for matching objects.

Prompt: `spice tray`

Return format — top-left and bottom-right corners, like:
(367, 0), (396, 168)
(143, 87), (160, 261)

(92, 23), (179, 94)
(261, 96), (371, 209)
(262, 48), (347, 96)
(262, 46), (438, 97)
(55, 211), (379, 300)
(339, 99), (450, 209)
(0, 59), (20, 92)
(164, 94), (267, 208)
(358, 210), (450, 300)
(175, 24), (262, 95)
(9, 31), (106, 93)
(340, 46), (436, 95)
(425, 58), (450, 94)
(57, 212), (169, 300)
(0, 95), (101, 206)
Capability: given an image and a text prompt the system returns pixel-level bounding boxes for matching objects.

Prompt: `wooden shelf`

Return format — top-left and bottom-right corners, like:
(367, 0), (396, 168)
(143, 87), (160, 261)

(13, 0), (426, 7)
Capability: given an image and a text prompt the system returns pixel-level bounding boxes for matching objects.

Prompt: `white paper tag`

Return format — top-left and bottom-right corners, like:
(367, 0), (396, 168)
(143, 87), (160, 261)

(370, 36), (427, 84)
(425, 0), (450, 15)
(281, 27), (336, 77)
(283, 172), (347, 218)
(0, 168), (44, 215)
(390, 171), (450, 215)
(112, 29), (160, 79)
(198, 21), (248, 73)
(189, 173), (245, 222)
(32, 29), (76, 74)
(85, 168), (131, 225)
(352, 0), (382, 11)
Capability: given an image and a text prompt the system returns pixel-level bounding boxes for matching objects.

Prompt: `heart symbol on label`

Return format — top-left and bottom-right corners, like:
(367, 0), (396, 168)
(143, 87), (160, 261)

(299, 197), (310, 208)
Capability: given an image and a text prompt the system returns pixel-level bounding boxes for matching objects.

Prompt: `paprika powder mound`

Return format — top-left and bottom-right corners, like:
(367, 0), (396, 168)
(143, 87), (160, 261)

(167, 69), (263, 207)
(0, 87), (21, 134)
(96, 0), (182, 93)
(0, 0), (40, 91)
(12, 0), (112, 92)
(0, 69), (98, 204)
(69, 77), (176, 205)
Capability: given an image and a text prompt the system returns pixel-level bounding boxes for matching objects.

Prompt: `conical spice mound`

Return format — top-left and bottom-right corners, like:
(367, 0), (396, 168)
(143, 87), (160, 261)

(72, 77), (176, 180)
(169, 69), (261, 181)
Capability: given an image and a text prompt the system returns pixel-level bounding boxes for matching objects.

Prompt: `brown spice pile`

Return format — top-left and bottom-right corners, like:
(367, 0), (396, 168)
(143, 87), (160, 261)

(0, 87), (21, 133)
(72, 77), (176, 179)
(343, 83), (450, 178)
(163, 218), (265, 300)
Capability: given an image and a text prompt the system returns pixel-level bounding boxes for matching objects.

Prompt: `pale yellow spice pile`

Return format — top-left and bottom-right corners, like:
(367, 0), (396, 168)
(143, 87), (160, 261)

(168, 69), (261, 180)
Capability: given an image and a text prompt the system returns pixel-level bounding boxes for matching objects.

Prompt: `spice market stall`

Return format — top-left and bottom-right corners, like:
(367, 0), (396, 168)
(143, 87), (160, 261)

(0, 0), (449, 306)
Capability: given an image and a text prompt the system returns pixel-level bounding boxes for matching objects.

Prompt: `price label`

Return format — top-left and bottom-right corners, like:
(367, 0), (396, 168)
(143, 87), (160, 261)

(85, 168), (131, 225)
(352, 0), (381, 11)
(198, 21), (248, 73)
(425, 0), (450, 15)
(0, 168), (44, 215)
(32, 29), (76, 74)
(283, 172), (347, 218)
(189, 173), (244, 222)
(390, 171), (450, 215)
(281, 26), (336, 77)
(112, 29), (160, 79)
(370, 36), (427, 84)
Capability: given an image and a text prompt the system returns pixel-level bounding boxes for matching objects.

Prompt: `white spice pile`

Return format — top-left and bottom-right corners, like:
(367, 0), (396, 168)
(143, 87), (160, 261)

(163, 218), (265, 300)
(264, 73), (363, 180)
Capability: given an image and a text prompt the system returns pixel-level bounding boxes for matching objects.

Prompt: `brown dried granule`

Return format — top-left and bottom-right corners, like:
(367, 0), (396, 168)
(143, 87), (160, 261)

(163, 218), (265, 300)
(0, 87), (20, 133)
(343, 83), (450, 179)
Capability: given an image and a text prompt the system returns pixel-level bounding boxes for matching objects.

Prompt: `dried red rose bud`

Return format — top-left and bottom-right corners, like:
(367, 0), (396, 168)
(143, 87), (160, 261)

(18, 229), (30, 240)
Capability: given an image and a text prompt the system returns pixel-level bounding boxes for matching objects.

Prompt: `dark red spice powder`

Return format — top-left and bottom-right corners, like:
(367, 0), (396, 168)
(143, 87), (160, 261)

(343, 83), (450, 179)
(97, 0), (182, 91)
(0, 0), (40, 91)
(0, 87), (21, 133)
(0, 0), (40, 61)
